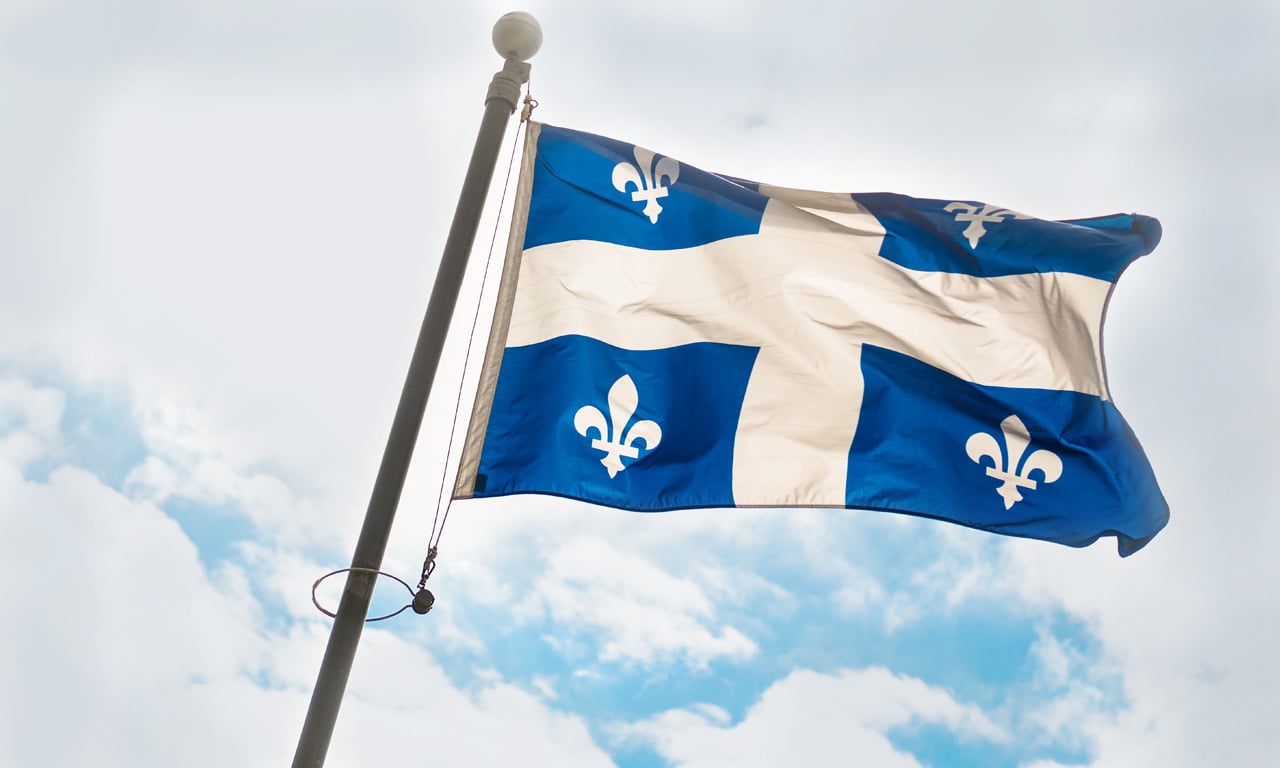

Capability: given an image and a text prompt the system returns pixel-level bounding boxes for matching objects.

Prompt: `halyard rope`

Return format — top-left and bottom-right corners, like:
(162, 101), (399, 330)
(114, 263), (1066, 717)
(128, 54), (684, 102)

(419, 81), (537, 591)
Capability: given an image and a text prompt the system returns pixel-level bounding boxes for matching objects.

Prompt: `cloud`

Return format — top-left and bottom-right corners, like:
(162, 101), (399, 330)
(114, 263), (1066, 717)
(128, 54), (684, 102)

(0, 376), (64, 469)
(3, 1), (1278, 766)
(619, 666), (1005, 767)
(323, 629), (615, 767)
(121, 396), (329, 548)
(0, 458), (269, 765)
(1014, 627), (1119, 754)
(528, 535), (758, 668)
(1006, 518), (1280, 766)
(0, 376), (618, 767)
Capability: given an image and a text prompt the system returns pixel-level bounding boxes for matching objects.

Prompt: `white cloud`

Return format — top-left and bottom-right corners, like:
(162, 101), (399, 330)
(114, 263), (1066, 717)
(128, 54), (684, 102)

(2, 40), (479, 550)
(621, 667), (1005, 767)
(693, 562), (792, 609)
(0, 379), (618, 767)
(1006, 510), (1280, 767)
(1013, 628), (1118, 754)
(320, 630), (616, 768)
(528, 536), (758, 667)
(119, 396), (340, 549)
(0, 376), (64, 469)
(531, 675), (559, 701)
(3, 1), (1278, 766)
(0, 458), (269, 765)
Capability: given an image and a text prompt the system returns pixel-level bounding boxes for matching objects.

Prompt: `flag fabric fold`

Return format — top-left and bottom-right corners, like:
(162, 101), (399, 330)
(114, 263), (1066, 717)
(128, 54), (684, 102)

(454, 122), (1167, 556)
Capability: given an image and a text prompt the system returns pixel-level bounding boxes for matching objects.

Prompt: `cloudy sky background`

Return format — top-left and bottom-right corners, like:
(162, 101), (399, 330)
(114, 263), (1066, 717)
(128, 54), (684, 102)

(2, 1), (1277, 765)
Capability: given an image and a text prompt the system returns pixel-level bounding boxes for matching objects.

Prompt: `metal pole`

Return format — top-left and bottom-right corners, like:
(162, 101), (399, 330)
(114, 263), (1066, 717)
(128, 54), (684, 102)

(291, 15), (539, 766)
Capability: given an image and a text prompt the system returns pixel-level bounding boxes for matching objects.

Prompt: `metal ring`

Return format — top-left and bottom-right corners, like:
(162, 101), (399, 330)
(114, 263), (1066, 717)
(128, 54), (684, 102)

(310, 567), (417, 622)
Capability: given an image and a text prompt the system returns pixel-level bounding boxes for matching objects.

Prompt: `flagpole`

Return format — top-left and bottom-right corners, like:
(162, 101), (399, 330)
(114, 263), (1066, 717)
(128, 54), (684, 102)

(291, 13), (541, 767)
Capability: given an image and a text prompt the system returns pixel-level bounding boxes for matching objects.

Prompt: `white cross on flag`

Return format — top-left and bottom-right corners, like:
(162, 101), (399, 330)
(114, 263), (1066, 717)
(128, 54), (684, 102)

(454, 123), (1168, 556)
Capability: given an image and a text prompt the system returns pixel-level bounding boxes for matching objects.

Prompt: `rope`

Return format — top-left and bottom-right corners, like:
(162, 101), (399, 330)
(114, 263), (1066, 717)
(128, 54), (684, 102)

(307, 83), (538, 623)
(311, 567), (418, 622)
(419, 80), (537, 589)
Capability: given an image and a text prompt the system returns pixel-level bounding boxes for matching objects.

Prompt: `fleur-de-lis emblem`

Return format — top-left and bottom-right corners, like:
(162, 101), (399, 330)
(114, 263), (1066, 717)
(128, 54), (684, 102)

(574, 375), (663, 478)
(965, 415), (1063, 509)
(612, 146), (680, 224)
(943, 202), (1032, 248)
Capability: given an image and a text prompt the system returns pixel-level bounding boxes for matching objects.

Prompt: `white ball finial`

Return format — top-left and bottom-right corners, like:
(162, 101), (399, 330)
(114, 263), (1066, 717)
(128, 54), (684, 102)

(492, 12), (542, 61)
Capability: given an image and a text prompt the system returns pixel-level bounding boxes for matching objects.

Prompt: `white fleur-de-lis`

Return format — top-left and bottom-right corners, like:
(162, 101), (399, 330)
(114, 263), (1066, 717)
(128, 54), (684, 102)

(965, 415), (1063, 509)
(612, 146), (680, 224)
(573, 375), (663, 478)
(943, 202), (1032, 248)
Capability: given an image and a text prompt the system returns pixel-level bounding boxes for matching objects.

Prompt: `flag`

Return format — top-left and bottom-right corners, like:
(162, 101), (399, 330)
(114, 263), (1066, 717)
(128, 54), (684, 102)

(454, 122), (1168, 556)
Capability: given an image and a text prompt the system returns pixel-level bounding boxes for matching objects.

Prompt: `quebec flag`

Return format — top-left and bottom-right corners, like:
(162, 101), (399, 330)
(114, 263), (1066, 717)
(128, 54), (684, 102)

(454, 123), (1168, 556)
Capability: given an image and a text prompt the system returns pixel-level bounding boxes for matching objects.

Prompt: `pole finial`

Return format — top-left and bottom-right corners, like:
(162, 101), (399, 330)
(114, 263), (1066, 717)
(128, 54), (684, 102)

(492, 12), (542, 61)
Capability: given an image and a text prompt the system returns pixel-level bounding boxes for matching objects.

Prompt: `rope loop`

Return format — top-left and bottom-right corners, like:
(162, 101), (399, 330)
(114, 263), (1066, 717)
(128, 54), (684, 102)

(310, 567), (419, 622)
(307, 81), (537, 625)
(339, 78), (537, 626)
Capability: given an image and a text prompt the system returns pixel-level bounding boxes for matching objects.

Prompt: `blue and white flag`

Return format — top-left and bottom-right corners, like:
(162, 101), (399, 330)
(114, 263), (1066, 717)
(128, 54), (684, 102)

(454, 123), (1168, 556)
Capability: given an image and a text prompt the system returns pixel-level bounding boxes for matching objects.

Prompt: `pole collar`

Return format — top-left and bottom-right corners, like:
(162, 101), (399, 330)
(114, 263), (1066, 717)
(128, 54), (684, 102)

(486, 59), (531, 114)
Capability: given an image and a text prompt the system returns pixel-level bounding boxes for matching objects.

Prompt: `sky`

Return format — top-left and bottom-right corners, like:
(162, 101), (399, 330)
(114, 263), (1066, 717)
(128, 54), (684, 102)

(2, 1), (1277, 766)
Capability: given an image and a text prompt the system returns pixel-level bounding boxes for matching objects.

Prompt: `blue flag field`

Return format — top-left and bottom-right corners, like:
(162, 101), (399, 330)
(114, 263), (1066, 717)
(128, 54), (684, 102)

(453, 123), (1168, 556)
